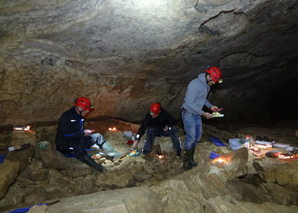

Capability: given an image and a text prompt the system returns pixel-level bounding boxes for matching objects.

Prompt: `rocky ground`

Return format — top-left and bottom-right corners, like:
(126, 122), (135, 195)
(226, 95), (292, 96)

(0, 118), (297, 212)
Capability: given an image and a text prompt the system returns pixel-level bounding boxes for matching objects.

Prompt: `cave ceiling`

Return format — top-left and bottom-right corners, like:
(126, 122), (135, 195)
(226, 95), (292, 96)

(1, 0), (298, 127)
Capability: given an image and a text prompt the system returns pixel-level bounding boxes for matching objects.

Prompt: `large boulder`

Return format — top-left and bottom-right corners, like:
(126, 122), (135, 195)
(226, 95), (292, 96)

(36, 142), (88, 170)
(0, 160), (20, 199)
(253, 157), (298, 191)
(48, 186), (162, 213)
(206, 147), (248, 182)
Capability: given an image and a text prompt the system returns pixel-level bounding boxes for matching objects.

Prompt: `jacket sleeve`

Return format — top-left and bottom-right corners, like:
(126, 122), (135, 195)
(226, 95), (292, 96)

(204, 99), (212, 109)
(58, 113), (85, 139)
(136, 113), (151, 140)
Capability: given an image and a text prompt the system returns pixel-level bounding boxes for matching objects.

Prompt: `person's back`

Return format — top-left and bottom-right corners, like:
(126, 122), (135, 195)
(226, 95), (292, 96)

(55, 107), (83, 149)
(55, 97), (105, 173)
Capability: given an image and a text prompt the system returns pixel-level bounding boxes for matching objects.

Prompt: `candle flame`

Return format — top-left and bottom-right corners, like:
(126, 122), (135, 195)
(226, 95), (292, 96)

(213, 156), (232, 164)
(13, 125), (31, 131)
(278, 154), (293, 160)
(108, 127), (117, 131)
(156, 154), (165, 159)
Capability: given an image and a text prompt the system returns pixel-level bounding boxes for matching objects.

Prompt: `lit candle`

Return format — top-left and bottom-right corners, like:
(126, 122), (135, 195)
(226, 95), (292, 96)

(25, 126), (31, 131)
(108, 127), (117, 131)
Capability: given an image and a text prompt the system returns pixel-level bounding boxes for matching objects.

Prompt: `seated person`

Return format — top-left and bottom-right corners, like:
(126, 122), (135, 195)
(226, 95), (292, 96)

(132, 102), (181, 157)
(55, 97), (125, 173)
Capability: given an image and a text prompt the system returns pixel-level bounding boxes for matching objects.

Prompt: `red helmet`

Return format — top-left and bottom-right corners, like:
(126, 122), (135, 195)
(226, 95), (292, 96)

(74, 97), (93, 111)
(150, 102), (161, 116)
(206, 66), (222, 83)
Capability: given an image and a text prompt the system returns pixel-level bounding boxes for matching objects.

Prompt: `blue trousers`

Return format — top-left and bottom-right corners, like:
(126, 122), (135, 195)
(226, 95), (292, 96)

(143, 126), (181, 152)
(182, 111), (202, 150)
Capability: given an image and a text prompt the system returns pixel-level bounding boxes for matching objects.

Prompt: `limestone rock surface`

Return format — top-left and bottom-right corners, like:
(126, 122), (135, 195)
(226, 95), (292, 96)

(0, 0), (298, 127)
(0, 160), (20, 200)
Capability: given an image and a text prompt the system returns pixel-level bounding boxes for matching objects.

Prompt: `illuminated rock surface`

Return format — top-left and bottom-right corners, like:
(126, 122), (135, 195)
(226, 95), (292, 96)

(0, 120), (298, 212)
(0, 0), (298, 126)
(1, 0), (298, 212)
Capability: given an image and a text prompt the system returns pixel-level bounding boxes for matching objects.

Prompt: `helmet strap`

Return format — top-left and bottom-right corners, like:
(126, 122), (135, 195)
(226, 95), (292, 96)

(206, 73), (212, 83)
(75, 106), (85, 116)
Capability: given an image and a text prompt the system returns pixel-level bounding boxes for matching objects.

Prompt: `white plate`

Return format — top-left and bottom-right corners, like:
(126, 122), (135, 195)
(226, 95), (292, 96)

(212, 114), (224, 117)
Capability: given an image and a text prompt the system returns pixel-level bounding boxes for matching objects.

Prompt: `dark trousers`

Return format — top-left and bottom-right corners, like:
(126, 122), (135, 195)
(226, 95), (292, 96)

(143, 126), (181, 152)
(57, 136), (94, 158)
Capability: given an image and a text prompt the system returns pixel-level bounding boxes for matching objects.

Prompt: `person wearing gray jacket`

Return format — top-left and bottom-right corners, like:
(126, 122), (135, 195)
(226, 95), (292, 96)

(181, 66), (223, 171)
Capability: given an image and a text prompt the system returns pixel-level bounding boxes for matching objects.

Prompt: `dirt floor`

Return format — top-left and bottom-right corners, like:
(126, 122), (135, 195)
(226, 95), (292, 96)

(0, 118), (297, 212)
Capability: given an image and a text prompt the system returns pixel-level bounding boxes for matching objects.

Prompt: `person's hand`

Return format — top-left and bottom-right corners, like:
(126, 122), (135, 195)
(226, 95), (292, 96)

(132, 139), (139, 149)
(202, 112), (213, 119)
(210, 106), (219, 111)
(84, 129), (93, 136)
(163, 125), (169, 131)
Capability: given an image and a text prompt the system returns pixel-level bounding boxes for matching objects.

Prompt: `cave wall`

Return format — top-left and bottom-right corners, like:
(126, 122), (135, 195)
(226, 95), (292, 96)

(1, 0), (298, 127)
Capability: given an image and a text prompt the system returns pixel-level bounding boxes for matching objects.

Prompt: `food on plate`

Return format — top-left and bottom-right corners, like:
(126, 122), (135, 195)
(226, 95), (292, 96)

(129, 149), (138, 155)
(212, 112), (224, 117)
(92, 154), (102, 160)
(128, 148), (140, 157)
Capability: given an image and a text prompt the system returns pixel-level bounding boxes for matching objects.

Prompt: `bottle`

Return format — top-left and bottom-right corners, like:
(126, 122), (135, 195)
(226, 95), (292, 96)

(249, 136), (255, 147)
(245, 135), (251, 149)
(132, 132), (137, 142)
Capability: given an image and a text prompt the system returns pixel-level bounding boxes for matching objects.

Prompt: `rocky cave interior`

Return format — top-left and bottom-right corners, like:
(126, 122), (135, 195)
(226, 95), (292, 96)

(0, 0), (298, 212)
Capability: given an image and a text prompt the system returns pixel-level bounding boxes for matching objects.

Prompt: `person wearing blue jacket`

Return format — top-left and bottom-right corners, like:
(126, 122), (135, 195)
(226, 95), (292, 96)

(181, 66), (222, 170)
(55, 97), (125, 173)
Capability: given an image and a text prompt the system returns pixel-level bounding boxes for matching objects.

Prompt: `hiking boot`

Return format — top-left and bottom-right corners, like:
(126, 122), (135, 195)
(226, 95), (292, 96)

(102, 141), (126, 161)
(189, 146), (197, 166)
(176, 149), (181, 158)
(78, 154), (105, 173)
(112, 151), (127, 162)
(142, 150), (150, 156)
(183, 149), (193, 171)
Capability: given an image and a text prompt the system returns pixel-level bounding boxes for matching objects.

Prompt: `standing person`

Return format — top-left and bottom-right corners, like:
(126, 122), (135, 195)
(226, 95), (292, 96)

(181, 66), (223, 171)
(132, 102), (182, 157)
(55, 97), (125, 173)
